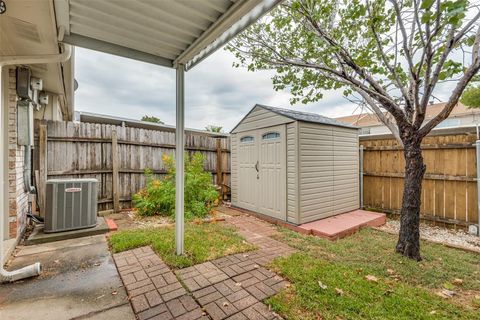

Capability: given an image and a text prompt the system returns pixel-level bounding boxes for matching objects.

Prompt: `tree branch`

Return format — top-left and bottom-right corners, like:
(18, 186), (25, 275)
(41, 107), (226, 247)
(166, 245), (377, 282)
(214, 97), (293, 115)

(356, 88), (403, 144)
(419, 28), (480, 137)
(366, 0), (411, 107)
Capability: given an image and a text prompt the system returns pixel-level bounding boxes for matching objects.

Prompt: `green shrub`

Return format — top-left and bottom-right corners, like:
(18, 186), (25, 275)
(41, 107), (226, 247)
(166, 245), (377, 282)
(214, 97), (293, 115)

(133, 152), (219, 219)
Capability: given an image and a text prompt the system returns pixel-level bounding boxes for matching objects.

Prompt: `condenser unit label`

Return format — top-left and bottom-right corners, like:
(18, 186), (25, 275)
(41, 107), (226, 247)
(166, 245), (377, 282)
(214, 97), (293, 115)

(65, 187), (82, 193)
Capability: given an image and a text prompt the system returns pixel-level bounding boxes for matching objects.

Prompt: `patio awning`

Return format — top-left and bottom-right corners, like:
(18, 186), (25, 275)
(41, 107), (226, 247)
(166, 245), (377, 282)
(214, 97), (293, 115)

(54, 0), (280, 70)
(53, 0), (281, 255)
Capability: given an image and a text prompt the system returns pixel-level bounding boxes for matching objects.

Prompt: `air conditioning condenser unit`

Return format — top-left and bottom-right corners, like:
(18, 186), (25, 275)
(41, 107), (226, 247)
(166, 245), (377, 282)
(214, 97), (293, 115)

(45, 179), (98, 233)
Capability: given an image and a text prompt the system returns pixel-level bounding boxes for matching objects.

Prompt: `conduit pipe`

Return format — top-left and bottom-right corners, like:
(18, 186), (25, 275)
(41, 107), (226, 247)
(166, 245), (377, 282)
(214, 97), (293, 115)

(0, 44), (72, 282)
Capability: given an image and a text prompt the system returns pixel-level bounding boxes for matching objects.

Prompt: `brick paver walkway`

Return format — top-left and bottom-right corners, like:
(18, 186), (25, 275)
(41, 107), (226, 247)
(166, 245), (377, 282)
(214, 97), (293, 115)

(114, 247), (202, 320)
(113, 214), (296, 320)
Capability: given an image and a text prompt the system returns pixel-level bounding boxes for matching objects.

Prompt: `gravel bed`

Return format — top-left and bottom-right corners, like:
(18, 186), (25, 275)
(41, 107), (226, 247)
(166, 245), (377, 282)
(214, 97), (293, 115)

(379, 220), (480, 252)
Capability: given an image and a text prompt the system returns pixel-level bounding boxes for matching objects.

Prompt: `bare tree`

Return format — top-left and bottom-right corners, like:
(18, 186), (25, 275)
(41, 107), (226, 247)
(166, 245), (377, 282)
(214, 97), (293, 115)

(228, 0), (480, 260)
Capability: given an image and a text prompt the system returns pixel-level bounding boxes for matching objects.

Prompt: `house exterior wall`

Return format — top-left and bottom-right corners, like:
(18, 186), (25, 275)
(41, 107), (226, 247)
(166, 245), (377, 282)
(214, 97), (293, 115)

(231, 106), (291, 133)
(297, 122), (359, 224)
(6, 68), (29, 239)
(34, 95), (63, 121)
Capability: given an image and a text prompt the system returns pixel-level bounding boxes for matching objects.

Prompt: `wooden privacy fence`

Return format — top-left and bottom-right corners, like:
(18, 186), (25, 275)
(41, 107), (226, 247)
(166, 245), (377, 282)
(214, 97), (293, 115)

(361, 129), (478, 226)
(34, 120), (231, 212)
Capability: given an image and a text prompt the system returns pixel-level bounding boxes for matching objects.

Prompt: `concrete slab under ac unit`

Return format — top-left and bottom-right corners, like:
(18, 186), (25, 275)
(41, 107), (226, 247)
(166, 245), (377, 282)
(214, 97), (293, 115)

(26, 217), (109, 245)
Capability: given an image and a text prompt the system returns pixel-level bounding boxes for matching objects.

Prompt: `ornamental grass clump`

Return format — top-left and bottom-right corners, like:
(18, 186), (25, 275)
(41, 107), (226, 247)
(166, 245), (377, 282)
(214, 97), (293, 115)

(133, 153), (219, 219)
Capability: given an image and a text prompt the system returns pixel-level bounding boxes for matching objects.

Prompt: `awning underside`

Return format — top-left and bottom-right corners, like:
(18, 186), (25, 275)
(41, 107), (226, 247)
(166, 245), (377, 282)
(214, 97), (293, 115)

(54, 0), (280, 69)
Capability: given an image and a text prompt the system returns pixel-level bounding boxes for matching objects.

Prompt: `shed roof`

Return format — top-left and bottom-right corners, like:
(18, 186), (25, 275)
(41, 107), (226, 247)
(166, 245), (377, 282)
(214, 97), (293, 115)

(230, 104), (357, 133)
(257, 104), (357, 128)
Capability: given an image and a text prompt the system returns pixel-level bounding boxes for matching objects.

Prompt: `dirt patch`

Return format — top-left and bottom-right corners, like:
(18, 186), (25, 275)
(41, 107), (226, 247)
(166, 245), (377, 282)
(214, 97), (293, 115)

(105, 206), (229, 231)
(104, 211), (172, 230)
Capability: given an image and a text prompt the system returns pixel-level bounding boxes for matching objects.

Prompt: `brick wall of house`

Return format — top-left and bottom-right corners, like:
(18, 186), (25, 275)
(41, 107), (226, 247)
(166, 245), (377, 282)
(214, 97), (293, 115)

(7, 68), (29, 239)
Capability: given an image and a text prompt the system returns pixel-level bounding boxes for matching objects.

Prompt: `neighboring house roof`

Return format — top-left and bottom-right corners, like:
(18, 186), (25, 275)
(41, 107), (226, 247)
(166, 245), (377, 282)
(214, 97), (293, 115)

(335, 102), (480, 127)
(257, 104), (357, 128)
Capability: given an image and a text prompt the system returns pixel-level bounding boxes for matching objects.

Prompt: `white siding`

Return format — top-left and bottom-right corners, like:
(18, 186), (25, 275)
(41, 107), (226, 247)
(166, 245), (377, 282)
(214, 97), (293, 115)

(231, 134), (238, 206)
(231, 106), (291, 133)
(298, 122), (359, 224)
(286, 122), (298, 224)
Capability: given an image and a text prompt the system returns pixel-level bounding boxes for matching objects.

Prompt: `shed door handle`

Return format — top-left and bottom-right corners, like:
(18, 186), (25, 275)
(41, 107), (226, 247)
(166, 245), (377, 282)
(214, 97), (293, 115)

(255, 161), (259, 172)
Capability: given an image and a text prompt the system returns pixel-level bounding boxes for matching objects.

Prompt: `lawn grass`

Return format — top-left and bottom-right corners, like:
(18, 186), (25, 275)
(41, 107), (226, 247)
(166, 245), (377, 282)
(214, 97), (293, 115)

(108, 222), (255, 269)
(266, 228), (480, 320)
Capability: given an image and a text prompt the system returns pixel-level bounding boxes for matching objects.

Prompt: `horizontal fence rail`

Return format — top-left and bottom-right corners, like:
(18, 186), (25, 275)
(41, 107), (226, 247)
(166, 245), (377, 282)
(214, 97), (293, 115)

(34, 120), (231, 212)
(361, 131), (478, 227)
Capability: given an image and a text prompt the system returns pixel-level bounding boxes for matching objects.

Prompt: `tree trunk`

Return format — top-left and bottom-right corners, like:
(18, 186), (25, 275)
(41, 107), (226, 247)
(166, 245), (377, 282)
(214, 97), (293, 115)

(396, 140), (426, 261)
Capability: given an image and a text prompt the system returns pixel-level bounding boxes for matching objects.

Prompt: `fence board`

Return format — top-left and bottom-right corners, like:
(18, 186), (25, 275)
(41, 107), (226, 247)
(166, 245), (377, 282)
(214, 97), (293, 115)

(35, 120), (231, 211)
(361, 131), (478, 226)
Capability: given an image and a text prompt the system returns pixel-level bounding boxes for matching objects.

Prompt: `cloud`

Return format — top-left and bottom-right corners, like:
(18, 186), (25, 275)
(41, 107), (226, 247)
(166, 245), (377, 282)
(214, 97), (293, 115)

(75, 46), (459, 132)
(74, 47), (354, 131)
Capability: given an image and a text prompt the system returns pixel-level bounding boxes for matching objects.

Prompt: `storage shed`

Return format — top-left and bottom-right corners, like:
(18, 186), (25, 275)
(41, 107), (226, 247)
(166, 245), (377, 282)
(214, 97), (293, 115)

(230, 104), (360, 225)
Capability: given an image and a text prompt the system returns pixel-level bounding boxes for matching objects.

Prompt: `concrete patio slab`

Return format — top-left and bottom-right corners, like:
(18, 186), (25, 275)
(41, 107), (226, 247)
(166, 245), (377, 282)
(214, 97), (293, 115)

(26, 217), (110, 245)
(0, 235), (134, 320)
(298, 209), (386, 240)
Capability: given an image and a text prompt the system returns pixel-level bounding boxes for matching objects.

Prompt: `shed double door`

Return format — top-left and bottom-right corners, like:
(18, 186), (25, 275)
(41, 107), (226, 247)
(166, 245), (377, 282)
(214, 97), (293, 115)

(237, 125), (286, 220)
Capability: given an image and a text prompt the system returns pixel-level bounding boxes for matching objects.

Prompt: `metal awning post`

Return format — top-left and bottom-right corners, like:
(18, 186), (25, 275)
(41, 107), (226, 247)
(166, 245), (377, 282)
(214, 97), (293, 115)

(175, 64), (185, 255)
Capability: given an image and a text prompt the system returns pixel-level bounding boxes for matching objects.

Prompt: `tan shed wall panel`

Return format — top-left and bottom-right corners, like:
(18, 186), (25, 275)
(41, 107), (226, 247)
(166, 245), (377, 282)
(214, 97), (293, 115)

(298, 122), (359, 224)
(298, 122), (334, 222)
(231, 106), (292, 133)
(231, 134), (238, 206)
(286, 122), (298, 224)
(333, 127), (360, 214)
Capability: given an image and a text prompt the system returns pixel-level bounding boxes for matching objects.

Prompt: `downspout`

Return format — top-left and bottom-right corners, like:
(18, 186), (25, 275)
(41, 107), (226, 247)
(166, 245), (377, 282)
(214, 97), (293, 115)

(0, 44), (72, 282)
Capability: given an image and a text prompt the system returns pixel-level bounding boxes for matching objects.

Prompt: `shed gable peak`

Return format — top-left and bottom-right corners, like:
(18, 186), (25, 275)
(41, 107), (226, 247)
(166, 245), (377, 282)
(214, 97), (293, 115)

(230, 105), (294, 134)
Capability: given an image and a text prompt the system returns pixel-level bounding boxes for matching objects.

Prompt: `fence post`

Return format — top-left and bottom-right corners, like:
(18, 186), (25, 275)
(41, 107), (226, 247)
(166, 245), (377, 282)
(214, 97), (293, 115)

(112, 130), (120, 212)
(216, 138), (223, 199)
(38, 124), (47, 217)
(359, 145), (364, 209)
(475, 140), (480, 236)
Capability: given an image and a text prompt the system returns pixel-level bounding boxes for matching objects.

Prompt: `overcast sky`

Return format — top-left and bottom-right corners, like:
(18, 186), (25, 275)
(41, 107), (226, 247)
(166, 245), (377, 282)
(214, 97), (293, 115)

(74, 46), (456, 132)
(74, 47), (361, 132)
